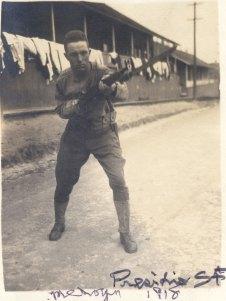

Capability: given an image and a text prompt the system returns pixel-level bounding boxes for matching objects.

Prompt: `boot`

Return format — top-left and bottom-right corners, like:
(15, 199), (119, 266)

(120, 232), (137, 254)
(49, 200), (69, 241)
(113, 199), (137, 253)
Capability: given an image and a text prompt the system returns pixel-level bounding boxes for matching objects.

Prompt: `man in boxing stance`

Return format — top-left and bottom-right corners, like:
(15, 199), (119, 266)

(49, 30), (137, 253)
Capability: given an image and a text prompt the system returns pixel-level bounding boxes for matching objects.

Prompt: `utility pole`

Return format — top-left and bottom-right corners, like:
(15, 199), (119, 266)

(188, 2), (202, 100)
(193, 2), (197, 99)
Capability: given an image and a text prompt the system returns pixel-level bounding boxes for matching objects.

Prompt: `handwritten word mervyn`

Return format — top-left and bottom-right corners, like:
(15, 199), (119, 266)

(48, 288), (121, 301)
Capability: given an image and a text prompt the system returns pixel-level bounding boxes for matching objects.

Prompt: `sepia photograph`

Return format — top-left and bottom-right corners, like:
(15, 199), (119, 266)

(0, 0), (225, 300)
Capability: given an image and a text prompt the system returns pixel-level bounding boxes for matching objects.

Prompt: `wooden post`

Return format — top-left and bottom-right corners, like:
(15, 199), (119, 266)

(174, 58), (177, 73)
(150, 35), (154, 57)
(112, 24), (116, 52)
(83, 15), (87, 36)
(167, 56), (169, 65)
(185, 64), (188, 87)
(131, 31), (134, 56)
(146, 36), (150, 58)
(50, 3), (56, 42)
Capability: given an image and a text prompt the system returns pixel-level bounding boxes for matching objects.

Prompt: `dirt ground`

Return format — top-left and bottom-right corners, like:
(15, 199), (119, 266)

(1, 103), (221, 294)
(1, 100), (215, 170)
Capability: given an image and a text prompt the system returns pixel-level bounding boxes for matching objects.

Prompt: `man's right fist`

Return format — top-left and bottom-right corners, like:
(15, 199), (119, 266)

(55, 99), (80, 119)
(65, 99), (79, 110)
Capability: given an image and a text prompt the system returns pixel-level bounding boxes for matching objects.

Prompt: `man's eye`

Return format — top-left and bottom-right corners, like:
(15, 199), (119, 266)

(69, 53), (78, 58)
(68, 51), (88, 58)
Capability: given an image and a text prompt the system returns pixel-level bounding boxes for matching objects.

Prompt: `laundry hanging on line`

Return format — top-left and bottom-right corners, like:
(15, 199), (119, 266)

(0, 39), (6, 74)
(49, 42), (70, 74)
(1, 32), (170, 83)
(89, 49), (104, 66)
(3, 32), (26, 74)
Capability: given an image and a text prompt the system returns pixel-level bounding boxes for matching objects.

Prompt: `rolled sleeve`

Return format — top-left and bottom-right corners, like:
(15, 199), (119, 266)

(99, 67), (129, 101)
(55, 81), (66, 103)
(115, 82), (129, 100)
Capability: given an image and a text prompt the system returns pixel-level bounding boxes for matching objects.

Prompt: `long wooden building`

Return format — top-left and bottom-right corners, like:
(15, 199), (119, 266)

(1, 1), (219, 113)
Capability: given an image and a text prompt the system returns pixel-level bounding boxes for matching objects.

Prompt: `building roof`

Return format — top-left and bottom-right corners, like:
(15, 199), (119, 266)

(172, 49), (210, 68)
(208, 62), (219, 70)
(80, 1), (178, 45)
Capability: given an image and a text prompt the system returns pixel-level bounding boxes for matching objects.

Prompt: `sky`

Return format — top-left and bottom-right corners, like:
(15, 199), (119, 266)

(106, 0), (219, 63)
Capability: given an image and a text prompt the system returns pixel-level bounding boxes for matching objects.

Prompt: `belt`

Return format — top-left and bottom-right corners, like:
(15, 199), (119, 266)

(86, 111), (116, 131)
(67, 111), (117, 134)
(85, 126), (113, 137)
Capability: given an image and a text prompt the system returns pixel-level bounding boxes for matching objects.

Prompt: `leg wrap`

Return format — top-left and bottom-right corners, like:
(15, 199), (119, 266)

(112, 186), (129, 203)
(54, 199), (69, 225)
(113, 199), (130, 234)
(54, 183), (75, 203)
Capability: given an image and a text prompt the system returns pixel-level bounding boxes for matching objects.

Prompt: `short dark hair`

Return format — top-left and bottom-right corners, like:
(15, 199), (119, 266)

(64, 30), (89, 51)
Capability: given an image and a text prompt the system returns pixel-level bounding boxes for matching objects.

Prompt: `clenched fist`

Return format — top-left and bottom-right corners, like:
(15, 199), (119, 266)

(98, 75), (117, 97)
(55, 99), (80, 119)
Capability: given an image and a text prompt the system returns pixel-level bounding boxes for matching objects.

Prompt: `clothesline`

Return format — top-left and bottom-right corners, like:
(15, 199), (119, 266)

(0, 32), (171, 83)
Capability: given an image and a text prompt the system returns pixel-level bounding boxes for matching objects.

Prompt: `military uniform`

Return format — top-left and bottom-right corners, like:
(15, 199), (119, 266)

(50, 61), (137, 253)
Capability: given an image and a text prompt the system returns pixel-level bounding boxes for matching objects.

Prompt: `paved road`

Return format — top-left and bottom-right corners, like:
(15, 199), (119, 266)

(2, 103), (221, 291)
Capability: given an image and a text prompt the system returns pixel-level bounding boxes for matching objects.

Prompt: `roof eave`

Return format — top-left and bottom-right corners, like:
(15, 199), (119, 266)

(81, 1), (178, 45)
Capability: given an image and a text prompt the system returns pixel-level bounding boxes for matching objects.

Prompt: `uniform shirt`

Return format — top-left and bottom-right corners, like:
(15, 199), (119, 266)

(55, 62), (128, 131)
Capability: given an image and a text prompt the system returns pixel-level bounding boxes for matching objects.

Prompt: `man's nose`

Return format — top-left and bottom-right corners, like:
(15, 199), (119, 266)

(78, 54), (83, 62)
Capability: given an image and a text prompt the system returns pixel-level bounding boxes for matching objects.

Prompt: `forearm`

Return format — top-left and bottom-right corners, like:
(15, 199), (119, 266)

(99, 79), (129, 101)
(115, 82), (129, 100)
(55, 99), (80, 119)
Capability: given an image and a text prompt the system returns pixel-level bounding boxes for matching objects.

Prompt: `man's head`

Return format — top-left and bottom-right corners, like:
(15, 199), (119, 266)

(64, 30), (90, 74)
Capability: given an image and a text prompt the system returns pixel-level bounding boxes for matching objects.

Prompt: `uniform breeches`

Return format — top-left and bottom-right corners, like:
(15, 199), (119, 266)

(54, 126), (129, 203)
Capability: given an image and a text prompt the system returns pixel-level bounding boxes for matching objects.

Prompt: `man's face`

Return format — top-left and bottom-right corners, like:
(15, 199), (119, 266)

(65, 41), (90, 73)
